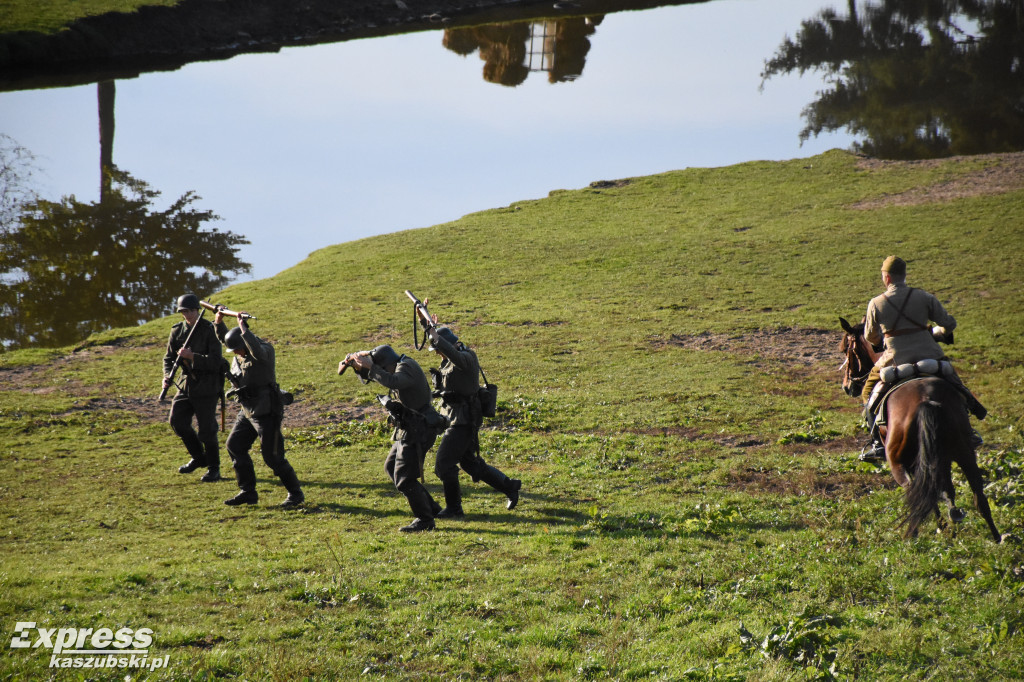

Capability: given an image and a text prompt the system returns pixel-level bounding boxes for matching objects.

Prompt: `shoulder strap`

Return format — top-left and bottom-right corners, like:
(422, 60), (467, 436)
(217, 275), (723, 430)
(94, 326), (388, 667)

(884, 288), (928, 337)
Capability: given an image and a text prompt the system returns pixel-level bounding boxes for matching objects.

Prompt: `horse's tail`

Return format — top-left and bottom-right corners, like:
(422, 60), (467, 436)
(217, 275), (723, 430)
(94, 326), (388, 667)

(901, 399), (949, 538)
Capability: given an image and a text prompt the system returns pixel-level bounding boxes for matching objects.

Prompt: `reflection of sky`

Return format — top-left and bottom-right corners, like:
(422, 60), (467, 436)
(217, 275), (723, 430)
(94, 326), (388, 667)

(0, 0), (852, 281)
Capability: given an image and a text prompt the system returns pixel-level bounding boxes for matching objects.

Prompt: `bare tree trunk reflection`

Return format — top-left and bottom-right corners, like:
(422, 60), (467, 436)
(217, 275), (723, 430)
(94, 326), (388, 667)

(98, 80), (115, 200)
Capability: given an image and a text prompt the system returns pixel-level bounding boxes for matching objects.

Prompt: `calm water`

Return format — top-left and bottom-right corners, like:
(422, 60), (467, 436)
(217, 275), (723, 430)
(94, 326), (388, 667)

(2, 0), (1020, 347)
(1, 0), (855, 280)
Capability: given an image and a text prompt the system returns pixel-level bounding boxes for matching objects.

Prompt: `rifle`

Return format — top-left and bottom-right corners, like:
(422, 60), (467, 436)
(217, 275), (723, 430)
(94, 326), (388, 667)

(199, 300), (258, 321)
(158, 309), (206, 402)
(338, 352), (369, 378)
(405, 290), (434, 350)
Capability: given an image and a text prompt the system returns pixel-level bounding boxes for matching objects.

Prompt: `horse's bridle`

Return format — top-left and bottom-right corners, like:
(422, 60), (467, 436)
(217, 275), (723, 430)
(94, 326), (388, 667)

(841, 331), (872, 397)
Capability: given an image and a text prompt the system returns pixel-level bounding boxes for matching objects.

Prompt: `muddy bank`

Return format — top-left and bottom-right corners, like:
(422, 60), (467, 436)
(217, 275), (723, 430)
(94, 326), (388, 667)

(0, 0), (701, 91)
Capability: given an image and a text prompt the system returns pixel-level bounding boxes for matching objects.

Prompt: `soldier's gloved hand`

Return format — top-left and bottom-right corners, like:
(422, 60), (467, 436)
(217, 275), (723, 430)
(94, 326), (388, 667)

(177, 347), (194, 360)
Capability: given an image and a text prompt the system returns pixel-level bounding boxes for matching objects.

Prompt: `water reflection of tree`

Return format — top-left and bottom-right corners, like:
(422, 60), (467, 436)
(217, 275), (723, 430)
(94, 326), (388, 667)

(443, 15), (603, 86)
(549, 16), (603, 83)
(0, 167), (250, 349)
(761, 0), (1024, 159)
(0, 134), (40, 232)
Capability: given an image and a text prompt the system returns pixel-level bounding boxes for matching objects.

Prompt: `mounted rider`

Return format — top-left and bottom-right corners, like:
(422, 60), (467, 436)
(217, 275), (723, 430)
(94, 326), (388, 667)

(860, 255), (985, 461)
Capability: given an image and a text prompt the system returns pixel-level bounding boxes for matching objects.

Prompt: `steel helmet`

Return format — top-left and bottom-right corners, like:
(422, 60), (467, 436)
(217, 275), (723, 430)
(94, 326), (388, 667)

(429, 326), (459, 351)
(370, 345), (401, 367)
(176, 293), (200, 312)
(224, 327), (246, 352)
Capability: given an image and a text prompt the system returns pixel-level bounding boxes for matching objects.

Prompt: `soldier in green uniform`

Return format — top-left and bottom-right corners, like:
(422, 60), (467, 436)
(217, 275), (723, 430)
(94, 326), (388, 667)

(860, 256), (985, 460)
(425, 325), (521, 517)
(341, 345), (444, 532)
(216, 310), (304, 508)
(162, 293), (223, 482)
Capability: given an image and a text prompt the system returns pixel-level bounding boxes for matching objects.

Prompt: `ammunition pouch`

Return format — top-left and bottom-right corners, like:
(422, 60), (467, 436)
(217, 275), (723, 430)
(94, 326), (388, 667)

(378, 395), (448, 441)
(435, 390), (466, 404)
(226, 385), (253, 402)
(435, 388), (489, 428)
(227, 382), (291, 418)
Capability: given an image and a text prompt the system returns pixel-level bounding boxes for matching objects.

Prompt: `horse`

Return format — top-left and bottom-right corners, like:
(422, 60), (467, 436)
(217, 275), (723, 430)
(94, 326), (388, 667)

(838, 316), (1001, 542)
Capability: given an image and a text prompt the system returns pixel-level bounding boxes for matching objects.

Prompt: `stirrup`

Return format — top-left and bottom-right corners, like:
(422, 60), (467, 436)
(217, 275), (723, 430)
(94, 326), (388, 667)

(858, 442), (886, 462)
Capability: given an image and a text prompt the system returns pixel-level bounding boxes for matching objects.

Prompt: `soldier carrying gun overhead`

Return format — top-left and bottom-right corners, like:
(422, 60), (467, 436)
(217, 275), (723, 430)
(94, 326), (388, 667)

(419, 304), (521, 518)
(216, 308), (304, 508)
(339, 345), (445, 532)
(162, 293), (224, 483)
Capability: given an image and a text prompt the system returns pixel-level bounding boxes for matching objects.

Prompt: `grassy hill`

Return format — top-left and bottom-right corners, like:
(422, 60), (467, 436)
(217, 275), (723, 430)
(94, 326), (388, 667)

(2, 149), (1023, 680)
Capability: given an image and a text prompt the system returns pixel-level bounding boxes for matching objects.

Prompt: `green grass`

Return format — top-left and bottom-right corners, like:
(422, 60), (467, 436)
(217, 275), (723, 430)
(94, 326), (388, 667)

(0, 0), (178, 35)
(2, 150), (1023, 680)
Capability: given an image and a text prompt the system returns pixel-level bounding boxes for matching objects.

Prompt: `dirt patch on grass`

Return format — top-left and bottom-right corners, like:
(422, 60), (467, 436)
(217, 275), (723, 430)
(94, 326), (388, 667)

(69, 392), (378, 429)
(0, 344), (130, 395)
(653, 326), (838, 369)
(851, 151), (1024, 209)
(1, 343), (376, 429)
(725, 465), (896, 500)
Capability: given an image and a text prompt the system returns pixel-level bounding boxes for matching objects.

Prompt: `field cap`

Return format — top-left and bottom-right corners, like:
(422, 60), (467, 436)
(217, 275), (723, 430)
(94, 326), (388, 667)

(881, 255), (906, 277)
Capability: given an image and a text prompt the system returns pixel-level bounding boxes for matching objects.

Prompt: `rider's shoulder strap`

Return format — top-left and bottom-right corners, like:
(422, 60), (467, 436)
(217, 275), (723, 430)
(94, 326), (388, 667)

(883, 287), (928, 338)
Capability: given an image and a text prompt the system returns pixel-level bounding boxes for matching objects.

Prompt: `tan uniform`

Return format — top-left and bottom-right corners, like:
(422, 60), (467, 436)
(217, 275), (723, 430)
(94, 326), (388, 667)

(862, 282), (956, 402)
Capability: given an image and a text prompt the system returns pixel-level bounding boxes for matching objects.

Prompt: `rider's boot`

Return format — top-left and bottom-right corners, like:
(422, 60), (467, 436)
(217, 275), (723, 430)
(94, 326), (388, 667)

(858, 407), (886, 462)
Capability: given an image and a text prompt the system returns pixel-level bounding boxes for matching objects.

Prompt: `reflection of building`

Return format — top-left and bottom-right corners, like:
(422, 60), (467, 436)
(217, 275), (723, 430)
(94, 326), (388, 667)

(443, 15), (603, 86)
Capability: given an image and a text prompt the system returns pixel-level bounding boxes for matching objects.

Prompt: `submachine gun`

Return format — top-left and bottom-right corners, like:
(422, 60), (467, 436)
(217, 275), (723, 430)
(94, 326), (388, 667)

(158, 309), (206, 402)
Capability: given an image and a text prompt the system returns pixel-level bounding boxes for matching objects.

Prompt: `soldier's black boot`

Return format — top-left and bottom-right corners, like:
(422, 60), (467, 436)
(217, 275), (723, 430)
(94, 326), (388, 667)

(505, 478), (522, 511)
(224, 490), (258, 505)
(399, 485), (436, 532)
(226, 458), (258, 505)
(201, 437), (221, 481)
(479, 465), (522, 510)
(178, 459), (203, 474)
(436, 476), (465, 518)
(858, 408), (885, 463)
(400, 518), (435, 532)
(964, 407), (984, 449)
(277, 464), (305, 508)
